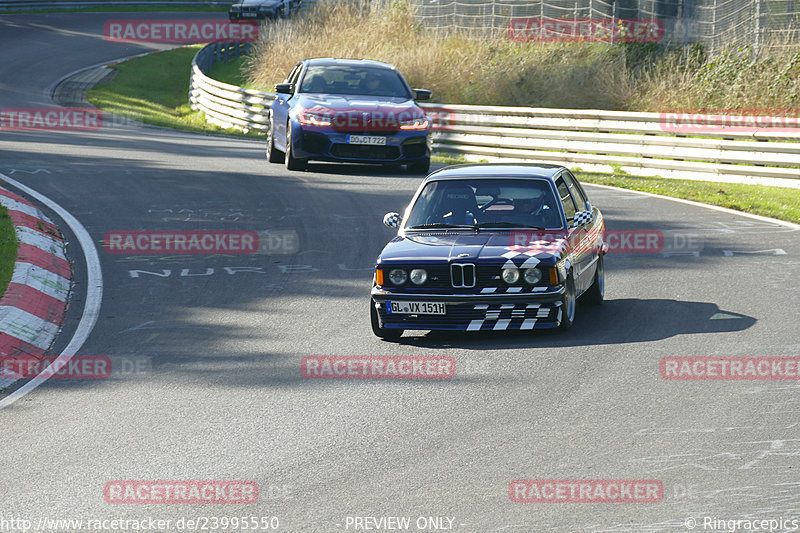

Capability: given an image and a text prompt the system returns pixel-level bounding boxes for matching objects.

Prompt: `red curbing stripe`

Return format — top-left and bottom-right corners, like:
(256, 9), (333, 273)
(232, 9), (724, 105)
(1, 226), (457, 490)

(0, 189), (35, 207)
(16, 243), (71, 278)
(7, 210), (62, 239)
(0, 334), (47, 358)
(0, 283), (67, 325)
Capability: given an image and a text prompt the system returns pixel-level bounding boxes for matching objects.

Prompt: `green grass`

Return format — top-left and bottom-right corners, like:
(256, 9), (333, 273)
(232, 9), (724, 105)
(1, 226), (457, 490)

(0, 205), (18, 297)
(575, 171), (800, 223)
(0, 5), (226, 14)
(87, 45), (258, 137)
(207, 56), (250, 87)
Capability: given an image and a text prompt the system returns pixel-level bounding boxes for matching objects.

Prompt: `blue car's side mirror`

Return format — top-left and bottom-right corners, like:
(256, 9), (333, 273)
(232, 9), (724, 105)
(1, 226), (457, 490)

(413, 89), (431, 101)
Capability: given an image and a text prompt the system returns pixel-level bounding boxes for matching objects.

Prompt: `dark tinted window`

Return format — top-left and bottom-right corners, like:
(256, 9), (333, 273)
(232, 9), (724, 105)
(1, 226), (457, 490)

(298, 66), (411, 98)
(405, 179), (563, 229)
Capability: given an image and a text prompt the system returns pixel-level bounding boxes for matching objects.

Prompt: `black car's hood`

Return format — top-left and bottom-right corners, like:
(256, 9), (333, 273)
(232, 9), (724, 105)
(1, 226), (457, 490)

(377, 232), (568, 265)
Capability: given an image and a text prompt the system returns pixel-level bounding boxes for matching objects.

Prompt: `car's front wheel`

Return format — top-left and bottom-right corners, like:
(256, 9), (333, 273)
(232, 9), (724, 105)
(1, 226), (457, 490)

(406, 157), (430, 174)
(266, 117), (284, 163)
(370, 300), (403, 340)
(557, 273), (576, 331)
(285, 124), (307, 171)
(582, 254), (605, 305)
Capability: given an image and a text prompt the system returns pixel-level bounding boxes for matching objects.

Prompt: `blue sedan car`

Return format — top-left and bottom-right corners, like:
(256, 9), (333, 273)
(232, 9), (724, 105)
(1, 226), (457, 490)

(370, 163), (607, 340)
(266, 58), (432, 172)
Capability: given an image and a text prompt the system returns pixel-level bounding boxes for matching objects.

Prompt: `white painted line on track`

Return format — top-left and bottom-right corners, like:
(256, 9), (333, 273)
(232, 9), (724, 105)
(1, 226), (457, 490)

(0, 173), (103, 409)
(583, 182), (800, 230)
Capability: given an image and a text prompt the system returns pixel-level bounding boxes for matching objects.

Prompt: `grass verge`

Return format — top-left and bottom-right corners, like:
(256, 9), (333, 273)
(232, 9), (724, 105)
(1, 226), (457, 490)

(574, 171), (800, 223)
(0, 205), (18, 297)
(245, 0), (800, 111)
(87, 45), (258, 137)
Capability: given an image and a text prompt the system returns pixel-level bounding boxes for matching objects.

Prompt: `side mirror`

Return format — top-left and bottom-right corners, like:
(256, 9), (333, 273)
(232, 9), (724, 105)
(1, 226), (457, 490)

(570, 210), (593, 228)
(275, 83), (294, 94)
(383, 212), (402, 228)
(413, 89), (431, 101)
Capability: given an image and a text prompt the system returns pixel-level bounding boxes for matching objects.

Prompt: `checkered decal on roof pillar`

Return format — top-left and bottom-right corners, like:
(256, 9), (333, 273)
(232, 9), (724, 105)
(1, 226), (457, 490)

(572, 210), (593, 226)
(466, 303), (558, 331)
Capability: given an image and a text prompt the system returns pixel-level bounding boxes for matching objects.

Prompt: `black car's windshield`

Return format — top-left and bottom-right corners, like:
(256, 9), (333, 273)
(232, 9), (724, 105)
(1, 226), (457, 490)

(298, 65), (412, 98)
(405, 178), (563, 230)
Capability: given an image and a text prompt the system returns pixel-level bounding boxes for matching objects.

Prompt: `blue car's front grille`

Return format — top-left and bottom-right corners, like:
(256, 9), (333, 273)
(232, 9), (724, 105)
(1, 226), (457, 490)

(331, 144), (400, 160)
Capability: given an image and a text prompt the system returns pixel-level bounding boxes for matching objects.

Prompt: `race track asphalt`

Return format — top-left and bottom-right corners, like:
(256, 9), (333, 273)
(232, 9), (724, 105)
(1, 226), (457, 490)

(0, 12), (798, 532)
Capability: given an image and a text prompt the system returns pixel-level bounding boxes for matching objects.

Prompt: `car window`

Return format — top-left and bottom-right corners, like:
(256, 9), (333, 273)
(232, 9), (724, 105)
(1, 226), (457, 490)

(404, 179), (563, 229)
(555, 177), (577, 220)
(298, 65), (411, 98)
(562, 171), (588, 210)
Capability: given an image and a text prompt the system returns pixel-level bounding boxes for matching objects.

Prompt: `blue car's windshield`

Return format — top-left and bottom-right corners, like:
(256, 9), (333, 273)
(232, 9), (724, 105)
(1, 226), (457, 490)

(298, 65), (411, 98)
(405, 178), (564, 230)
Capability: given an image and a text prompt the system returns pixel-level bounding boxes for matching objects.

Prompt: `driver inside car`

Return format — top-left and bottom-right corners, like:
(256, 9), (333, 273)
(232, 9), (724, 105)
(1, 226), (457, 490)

(508, 190), (559, 228)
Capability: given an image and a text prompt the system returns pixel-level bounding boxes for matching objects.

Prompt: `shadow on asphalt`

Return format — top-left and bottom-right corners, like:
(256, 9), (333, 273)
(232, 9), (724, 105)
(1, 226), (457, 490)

(394, 298), (756, 349)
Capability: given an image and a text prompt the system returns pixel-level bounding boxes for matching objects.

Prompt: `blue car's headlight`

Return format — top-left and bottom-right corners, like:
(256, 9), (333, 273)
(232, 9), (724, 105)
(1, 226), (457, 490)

(298, 111), (331, 126)
(399, 117), (430, 130)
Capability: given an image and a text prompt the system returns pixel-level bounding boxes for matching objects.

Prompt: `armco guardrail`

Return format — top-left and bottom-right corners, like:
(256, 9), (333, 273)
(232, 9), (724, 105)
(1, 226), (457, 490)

(190, 42), (800, 188)
(424, 104), (800, 188)
(189, 42), (274, 133)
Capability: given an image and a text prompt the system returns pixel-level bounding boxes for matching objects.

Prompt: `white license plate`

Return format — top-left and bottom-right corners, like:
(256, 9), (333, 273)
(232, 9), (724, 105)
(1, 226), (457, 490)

(348, 135), (387, 145)
(242, 12), (257, 17)
(387, 301), (446, 315)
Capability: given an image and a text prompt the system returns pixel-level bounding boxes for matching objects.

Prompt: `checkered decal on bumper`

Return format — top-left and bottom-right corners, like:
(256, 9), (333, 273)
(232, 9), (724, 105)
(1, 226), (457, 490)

(466, 303), (559, 331)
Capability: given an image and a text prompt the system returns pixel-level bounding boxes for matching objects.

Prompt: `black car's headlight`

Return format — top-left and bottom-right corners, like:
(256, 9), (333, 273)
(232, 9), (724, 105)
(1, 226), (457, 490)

(409, 269), (427, 285)
(389, 269), (407, 285)
(501, 268), (519, 284)
(523, 268), (542, 284)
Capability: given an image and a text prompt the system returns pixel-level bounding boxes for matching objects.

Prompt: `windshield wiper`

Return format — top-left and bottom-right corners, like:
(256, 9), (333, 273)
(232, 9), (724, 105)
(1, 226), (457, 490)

(407, 223), (478, 230)
(473, 222), (545, 229)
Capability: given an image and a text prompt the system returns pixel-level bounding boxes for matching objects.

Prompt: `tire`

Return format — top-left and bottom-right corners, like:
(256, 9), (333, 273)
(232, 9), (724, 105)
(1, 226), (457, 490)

(557, 273), (576, 331)
(266, 117), (284, 163)
(406, 157), (430, 174)
(370, 300), (403, 340)
(582, 254), (605, 305)
(285, 123), (307, 171)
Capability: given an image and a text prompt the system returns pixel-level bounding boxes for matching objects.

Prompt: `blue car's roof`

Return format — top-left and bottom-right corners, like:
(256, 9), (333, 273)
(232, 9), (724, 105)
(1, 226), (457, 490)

(301, 58), (398, 70)
(425, 163), (565, 182)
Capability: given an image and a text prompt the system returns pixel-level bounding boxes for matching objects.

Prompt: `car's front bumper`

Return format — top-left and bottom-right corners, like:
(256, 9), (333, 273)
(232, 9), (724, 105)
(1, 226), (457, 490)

(370, 287), (566, 331)
(291, 123), (430, 164)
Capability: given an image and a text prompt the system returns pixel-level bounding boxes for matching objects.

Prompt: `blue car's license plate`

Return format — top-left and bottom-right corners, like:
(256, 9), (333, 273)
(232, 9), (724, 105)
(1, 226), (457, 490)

(348, 135), (387, 145)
